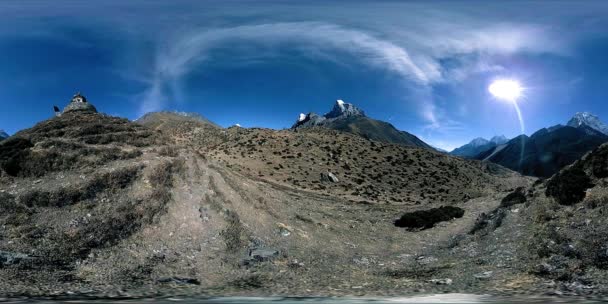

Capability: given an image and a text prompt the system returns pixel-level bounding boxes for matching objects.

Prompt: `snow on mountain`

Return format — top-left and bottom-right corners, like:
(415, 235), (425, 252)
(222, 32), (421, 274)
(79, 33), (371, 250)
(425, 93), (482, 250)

(469, 137), (490, 147)
(567, 112), (608, 135)
(291, 100), (431, 149)
(0, 130), (8, 140)
(490, 135), (508, 145)
(324, 100), (365, 119)
(450, 136), (509, 158)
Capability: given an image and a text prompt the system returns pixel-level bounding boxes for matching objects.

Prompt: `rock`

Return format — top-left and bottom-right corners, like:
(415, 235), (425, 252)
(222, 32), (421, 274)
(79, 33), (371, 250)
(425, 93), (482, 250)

(157, 277), (200, 285)
(277, 223), (292, 237)
(289, 259), (305, 268)
(249, 248), (279, 262)
(416, 256), (438, 265)
(474, 271), (493, 279)
(428, 278), (452, 285)
(320, 171), (339, 183)
(353, 257), (371, 266)
(0, 251), (30, 266)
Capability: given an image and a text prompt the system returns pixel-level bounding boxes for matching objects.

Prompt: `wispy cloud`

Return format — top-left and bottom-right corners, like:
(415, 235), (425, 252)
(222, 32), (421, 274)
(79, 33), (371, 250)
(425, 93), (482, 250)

(139, 18), (566, 126)
(139, 22), (439, 116)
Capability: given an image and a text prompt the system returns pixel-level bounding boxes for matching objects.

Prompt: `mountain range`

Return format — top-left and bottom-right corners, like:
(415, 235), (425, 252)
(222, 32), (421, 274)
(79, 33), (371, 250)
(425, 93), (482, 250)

(292, 100), (432, 149)
(456, 112), (608, 177)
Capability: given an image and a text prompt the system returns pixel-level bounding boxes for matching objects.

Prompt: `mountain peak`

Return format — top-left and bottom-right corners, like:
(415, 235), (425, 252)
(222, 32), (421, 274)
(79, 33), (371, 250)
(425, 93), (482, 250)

(490, 135), (508, 145)
(567, 112), (608, 135)
(0, 130), (8, 140)
(469, 137), (490, 147)
(325, 99), (365, 119)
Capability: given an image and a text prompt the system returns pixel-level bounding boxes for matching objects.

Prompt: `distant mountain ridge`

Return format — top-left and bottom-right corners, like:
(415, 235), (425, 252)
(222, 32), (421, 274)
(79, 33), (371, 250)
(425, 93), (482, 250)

(450, 135), (508, 158)
(292, 100), (431, 149)
(474, 112), (608, 177)
(0, 130), (8, 141)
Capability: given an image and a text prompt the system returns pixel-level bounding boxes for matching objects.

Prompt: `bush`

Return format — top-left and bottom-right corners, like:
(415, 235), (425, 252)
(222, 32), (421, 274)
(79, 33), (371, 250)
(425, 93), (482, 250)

(394, 206), (465, 230)
(0, 137), (33, 176)
(546, 167), (593, 205)
(500, 187), (527, 208)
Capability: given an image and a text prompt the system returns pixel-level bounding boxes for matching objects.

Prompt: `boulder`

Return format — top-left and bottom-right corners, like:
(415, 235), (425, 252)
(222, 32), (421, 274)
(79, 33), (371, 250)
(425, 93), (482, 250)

(249, 248), (279, 262)
(321, 171), (339, 183)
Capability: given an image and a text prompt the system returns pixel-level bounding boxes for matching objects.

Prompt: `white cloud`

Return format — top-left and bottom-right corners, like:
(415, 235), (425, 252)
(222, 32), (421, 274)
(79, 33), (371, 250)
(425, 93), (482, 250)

(139, 19), (566, 126)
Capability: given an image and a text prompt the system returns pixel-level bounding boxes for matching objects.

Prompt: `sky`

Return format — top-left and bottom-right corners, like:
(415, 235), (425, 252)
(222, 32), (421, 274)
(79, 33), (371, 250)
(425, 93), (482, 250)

(1, 0), (608, 151)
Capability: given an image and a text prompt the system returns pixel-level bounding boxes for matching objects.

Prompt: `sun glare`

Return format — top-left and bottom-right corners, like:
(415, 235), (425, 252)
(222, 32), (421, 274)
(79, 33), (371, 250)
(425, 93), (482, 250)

(488, 79), (523, 102)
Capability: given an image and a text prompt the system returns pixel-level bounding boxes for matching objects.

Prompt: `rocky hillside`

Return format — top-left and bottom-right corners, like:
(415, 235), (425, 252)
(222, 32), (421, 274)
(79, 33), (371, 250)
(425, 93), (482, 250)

(0, 111), (186, 295)
(209, 127), (524, 205)
(136, 111), (229, 152)
(7, 107), (608, 298)
(0, 108), (541, 297)
(0, 108), (608, 297)
(443, 142), (608, 295)
(292, 100), (431, 149)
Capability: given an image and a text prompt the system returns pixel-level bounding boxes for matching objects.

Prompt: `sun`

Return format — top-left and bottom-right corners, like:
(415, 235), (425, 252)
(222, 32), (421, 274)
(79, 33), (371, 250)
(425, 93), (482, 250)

(488, 79), (523, 102)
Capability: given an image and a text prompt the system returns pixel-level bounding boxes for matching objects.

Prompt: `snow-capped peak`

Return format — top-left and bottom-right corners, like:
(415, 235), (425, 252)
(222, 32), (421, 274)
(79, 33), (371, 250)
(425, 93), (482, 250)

(298, 113), (307, 122)
(469, 137), (490, 147)
(490, 135), (508, 145)
(0, 130), (8, 140)
(325, 99), (364, 119)
(235, 123), (241, 127)
(567, 112), (608, 135)
(336, 99), (345, 111)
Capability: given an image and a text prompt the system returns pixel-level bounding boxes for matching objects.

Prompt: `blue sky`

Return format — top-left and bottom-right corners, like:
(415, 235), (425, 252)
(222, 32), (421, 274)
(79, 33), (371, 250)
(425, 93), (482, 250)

(1, 0), (608, 151)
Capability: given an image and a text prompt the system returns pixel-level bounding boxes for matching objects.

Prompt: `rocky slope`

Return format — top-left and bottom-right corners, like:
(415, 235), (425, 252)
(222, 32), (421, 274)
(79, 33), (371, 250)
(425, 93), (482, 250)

(292, 100), (431, 149)
(5, 108), (608, 298)
(0, 109), (535, 297)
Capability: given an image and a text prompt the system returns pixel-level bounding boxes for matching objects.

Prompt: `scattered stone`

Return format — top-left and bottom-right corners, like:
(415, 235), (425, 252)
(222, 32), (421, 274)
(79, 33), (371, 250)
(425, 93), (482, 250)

(289, 259), (305, 268)
(249, 248), (279, 262)
(474, 271), (493, 279)
(353, 257), (371, 266)
(416, 256), (438, 265)
(428, 278), (452, 285)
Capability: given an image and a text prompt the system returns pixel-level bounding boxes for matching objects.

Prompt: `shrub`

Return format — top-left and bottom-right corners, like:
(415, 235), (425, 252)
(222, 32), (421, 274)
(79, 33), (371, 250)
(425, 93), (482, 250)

(394, 206), (465, 230)
(546, 167), (593, 205)
(500, 187), (527, 208)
